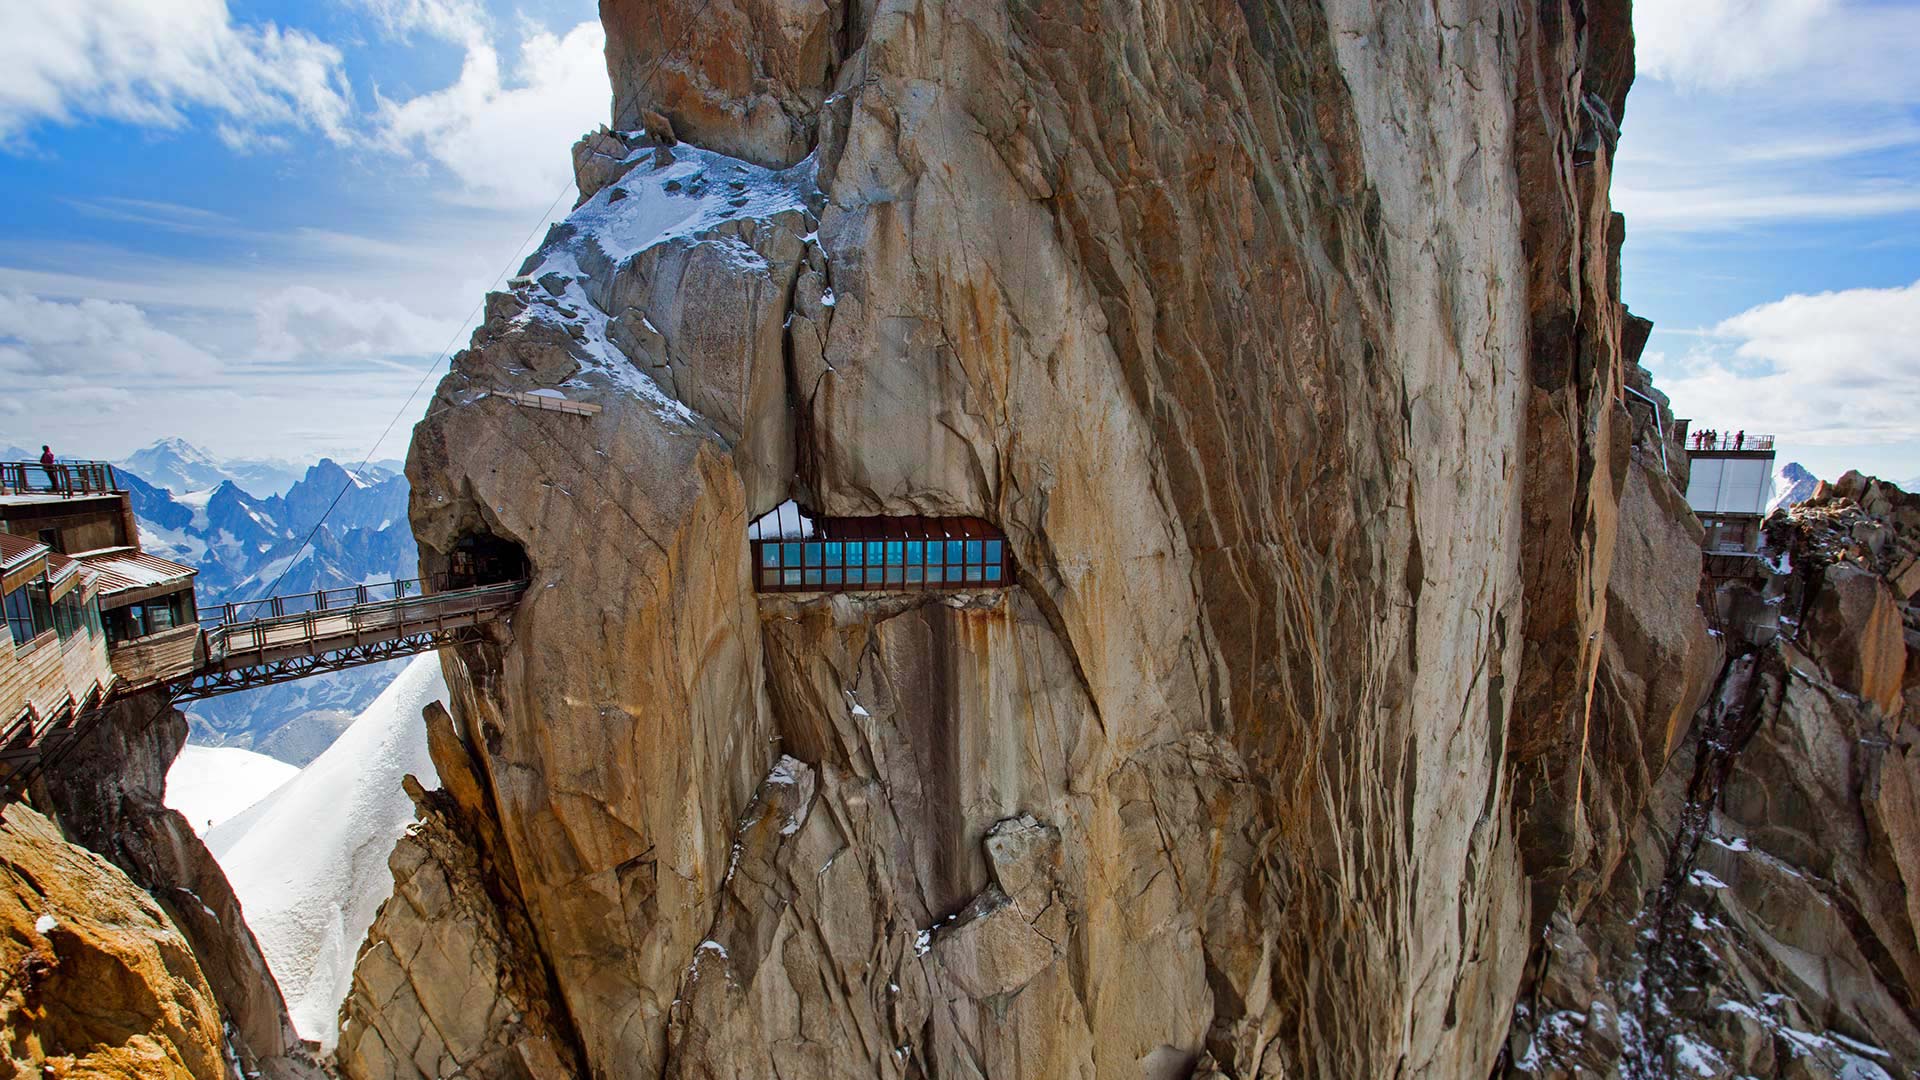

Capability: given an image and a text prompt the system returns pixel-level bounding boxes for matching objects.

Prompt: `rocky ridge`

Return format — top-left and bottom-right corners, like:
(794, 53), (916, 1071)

(4, 1), (1915, 1078)
(1507, 473), (1920, 1078)
(347, 0), (1718, 1077)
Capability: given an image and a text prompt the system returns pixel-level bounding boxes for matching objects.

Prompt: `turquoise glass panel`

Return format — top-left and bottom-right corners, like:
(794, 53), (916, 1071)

(965, 540), (982, 564)
(905, 542), (923, 565)
(783, 543), (801, 566)
(886, 566), (904, 584)
(886, 541), (904, 566)
(804, 543), (822, 567)
(984, 540), (1003, 565)
(845, 569), (863, 584)
(760, 545), (779, 568)
(947, 541), (965, 564)
(985, 565), (1003, 582)
(867, 541), (886, 565)
(966, 565), (983, 582)
(805, 569), (822, 585)
(825, 569), (843, 585)
(824, 542), (843, 566)
(926, 566), (944, 583)
(783, 569), (802, 586)
(907, 566), (924, 584)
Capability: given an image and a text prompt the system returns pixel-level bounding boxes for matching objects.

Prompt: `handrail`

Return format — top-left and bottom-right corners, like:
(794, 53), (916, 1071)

(0, 461), (121, 497)
(201, 578), (527, 658)
(1687, 433), (1775, 452)
(200, 575), (451, 629)
(1621, 385), (1670, 474)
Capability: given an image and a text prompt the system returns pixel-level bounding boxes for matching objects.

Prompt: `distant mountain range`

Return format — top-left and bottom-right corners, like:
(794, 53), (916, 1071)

(122, 437), (311, 499)
(125, 456), (414, 609)
(15, 438), (422, 764)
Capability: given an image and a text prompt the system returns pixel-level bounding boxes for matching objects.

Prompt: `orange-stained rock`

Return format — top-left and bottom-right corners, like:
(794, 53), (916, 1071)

(1803, 561), (1908, 715)
(0, 804), (224, 1079)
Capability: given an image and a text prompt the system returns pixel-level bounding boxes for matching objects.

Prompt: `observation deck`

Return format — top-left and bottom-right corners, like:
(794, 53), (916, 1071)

(748, 502), (1013, 593)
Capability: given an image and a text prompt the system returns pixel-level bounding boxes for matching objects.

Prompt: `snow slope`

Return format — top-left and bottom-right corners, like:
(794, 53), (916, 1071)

(164, 747), (299, 835)
(207, 655), (444, 1048)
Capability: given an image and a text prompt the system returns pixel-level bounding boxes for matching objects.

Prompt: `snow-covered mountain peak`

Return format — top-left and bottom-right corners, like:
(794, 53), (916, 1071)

(1769, 461), (1821, 514)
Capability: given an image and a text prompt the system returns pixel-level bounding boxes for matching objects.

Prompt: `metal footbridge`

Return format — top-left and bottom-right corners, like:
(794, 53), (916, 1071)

(176, 576), (527, 699)
(0, 576), (524, 797)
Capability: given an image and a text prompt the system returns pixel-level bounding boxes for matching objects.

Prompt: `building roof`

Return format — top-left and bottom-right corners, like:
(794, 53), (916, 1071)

(75, 547), (196, 604)
(0, 532), (44, 572)
(45, 551), (79, 584)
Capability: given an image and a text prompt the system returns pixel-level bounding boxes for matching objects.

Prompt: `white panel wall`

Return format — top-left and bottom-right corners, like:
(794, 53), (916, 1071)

(1686, 455), (1774, 515)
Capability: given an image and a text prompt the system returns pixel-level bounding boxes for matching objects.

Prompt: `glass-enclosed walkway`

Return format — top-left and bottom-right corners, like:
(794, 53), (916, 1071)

(748, 502), (1012, 593)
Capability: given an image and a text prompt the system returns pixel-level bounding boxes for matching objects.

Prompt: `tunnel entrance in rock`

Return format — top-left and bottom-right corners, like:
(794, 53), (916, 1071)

(747, 502), (1012, 593)
(445, 531), (529, 589)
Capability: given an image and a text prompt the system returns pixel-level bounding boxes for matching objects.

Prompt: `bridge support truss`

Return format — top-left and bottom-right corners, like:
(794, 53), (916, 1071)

(170, 626), (487, 702)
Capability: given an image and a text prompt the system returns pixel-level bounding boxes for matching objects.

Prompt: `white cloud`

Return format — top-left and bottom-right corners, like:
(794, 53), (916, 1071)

(350, 0), (491, 48)
(373, 20), (608, 208)
(0, 290), (220, 378)
(1623, 2), (1920, 236)
(1613, 183), (1920, 232)
(1637, 0), (1920, 100)
(0, 0), (353, 146)
(1652, 279), (1920, 445)
(1636, 0), (1829, 88)
(254, 285), (455, 361)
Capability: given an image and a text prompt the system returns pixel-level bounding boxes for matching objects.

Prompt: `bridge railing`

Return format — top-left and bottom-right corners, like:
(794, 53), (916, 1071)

(201, 576), (451, 629)
(0, 460), (121, 496)
(201, 577), (527, 659)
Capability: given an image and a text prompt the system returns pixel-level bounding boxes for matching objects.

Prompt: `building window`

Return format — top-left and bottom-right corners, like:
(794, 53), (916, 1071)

(746, 503), (1015, 595)
(52, 590), (82, 641)
(101, 591), (197, 644)
(5, 586), (34, 646)
(5, 578), (54, 647)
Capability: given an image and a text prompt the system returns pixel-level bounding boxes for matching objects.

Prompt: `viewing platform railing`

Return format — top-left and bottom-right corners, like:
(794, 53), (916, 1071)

(1688, 434), (1775, 452)
(0, 460), (122, 496)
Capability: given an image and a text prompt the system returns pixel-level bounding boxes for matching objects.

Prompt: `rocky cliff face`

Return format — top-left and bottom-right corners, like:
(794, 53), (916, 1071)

(1508, 473), (1920, 1078)
(0, 803), (224, 1078)
(351, 0), (1735, 1076)
(38, 689), (324, 1080)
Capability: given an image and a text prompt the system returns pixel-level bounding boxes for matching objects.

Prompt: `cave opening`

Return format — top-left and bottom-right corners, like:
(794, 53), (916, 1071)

(445, 531), (530, 589)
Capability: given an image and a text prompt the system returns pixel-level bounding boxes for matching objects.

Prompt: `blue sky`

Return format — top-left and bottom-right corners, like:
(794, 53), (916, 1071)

(0, 1), (1915, 487)
(1619, 1), (1920, 485)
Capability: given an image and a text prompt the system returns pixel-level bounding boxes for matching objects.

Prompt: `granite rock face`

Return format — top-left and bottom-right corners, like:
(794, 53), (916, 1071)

(1507, 477), (1920, 1078)
(0, 803), (224, 1079)
(37, 687), (323, 1080)
(374, 0), (1720, 1076)
(335, 703), (584, 1079)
